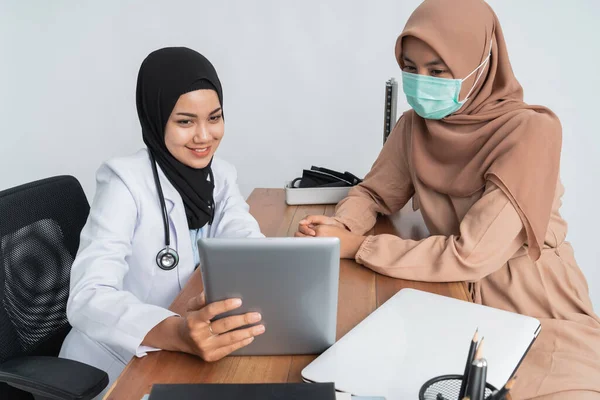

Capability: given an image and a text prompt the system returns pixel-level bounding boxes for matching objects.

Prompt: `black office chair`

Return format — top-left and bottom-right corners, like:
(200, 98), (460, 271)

(0, 176), (108, 400)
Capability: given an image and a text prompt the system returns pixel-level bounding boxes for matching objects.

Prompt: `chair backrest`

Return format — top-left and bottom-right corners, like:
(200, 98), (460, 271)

(0, 176), (90, 364)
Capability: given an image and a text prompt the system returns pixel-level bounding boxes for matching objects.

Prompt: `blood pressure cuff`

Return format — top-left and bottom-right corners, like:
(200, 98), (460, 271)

(291, 166), (362, 188)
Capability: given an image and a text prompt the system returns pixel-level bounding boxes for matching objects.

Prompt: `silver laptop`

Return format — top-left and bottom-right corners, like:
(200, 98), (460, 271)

(197, 237), (340, 356)
(302, 288), (541, 398)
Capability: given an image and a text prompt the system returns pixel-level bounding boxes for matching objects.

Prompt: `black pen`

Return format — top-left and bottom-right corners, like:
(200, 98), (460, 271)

(458, 329), (479, 399)
(477, 358), (488, 400)
(466, 358), (486, 400)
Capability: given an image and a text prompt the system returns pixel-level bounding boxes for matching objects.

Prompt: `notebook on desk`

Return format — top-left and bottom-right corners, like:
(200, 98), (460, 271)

(147, 383), (336, 400)
(302, 289), (541, 399)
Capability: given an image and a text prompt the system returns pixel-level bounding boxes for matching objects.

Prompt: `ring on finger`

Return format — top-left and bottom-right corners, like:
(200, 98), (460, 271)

(208, 323), (217, 336)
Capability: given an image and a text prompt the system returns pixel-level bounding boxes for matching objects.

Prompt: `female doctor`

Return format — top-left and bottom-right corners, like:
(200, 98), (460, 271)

(59, 47), (266, 389)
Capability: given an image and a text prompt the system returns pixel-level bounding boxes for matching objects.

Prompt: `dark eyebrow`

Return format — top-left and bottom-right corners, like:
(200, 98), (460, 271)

(425, 59), (446, 67)
(175, 107), (221, 118)
(176, 112), (197, 118)
(402, 55), (446, 68)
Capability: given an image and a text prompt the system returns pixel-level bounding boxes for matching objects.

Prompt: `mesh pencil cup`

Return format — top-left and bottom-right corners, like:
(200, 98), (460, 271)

(419, 374), (498, 400)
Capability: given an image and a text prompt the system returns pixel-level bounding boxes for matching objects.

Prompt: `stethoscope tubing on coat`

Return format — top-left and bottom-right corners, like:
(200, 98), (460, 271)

(149, 151), (215, 271)
(149, 151), (179, 270)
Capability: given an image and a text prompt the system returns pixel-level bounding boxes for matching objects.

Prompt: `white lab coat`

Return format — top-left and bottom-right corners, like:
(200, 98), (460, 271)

(59, 148), (263, 391)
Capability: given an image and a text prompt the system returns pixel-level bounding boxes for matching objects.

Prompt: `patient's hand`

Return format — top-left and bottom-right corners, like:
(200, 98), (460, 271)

(296, 215), (346, 237)
(296, 217), (366, 259)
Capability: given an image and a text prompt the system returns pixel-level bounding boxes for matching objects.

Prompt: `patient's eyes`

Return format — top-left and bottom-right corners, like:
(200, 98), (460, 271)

(430, 69), (447, 77)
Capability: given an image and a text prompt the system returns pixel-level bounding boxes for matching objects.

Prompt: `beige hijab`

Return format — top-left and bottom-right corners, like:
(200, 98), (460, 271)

(395, 0), (562, 260)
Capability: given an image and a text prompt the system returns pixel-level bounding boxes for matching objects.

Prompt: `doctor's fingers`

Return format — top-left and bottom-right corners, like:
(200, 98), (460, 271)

(193, 298), (243, 321)
(209, 312), (263, 335)
(186, 291), (207, 312)
(201, 336), (256, 362)
(209, 324), (266, 351)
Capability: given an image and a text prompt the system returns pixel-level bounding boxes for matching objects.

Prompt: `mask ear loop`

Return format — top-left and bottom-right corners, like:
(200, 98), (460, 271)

(460, 39), (494, 103)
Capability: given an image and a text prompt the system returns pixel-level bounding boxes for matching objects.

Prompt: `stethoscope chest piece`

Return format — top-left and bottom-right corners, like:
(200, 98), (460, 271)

(156, 246), (179, 270)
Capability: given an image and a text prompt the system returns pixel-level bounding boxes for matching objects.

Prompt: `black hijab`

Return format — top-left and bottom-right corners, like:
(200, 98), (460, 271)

(136, 47), (223, 229)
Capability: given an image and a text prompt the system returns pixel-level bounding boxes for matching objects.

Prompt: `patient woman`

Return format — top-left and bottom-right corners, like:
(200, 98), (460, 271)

(296, 0), (600, 398)
(59, 47), (265, 391)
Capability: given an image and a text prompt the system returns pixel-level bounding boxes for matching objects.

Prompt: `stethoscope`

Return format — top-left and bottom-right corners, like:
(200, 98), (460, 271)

(149, 151), (215, 271)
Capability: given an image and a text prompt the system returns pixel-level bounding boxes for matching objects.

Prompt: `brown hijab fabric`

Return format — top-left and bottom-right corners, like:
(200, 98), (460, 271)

(395, 0), (562, 260)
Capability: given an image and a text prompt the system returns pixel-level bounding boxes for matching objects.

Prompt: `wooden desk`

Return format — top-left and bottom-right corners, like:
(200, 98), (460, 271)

(105, 189), (470, 399)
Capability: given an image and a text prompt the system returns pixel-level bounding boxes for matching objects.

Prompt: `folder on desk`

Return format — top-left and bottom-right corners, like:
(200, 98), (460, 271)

(148, 382), (336, 400)
(302, 289), (540, 399)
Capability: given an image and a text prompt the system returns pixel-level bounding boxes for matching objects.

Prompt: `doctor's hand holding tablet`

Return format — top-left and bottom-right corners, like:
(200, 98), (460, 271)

(147, 291), (265, 363)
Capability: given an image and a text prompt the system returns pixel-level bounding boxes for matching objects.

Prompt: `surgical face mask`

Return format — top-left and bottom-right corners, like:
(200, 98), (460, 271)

(401, 41), (492, 120)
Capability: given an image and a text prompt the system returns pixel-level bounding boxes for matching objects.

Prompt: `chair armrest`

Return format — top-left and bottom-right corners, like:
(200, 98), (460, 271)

(0, 356), (108, 400)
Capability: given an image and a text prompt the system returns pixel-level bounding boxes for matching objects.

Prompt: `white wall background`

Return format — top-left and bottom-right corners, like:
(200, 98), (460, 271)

(1, 1), (599, 309)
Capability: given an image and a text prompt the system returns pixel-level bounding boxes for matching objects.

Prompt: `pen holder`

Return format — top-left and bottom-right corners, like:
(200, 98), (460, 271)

(419, 374), (497, 400)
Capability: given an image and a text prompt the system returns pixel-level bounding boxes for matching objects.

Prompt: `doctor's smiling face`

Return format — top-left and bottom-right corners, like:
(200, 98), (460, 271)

(164, 89), (224, 169)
